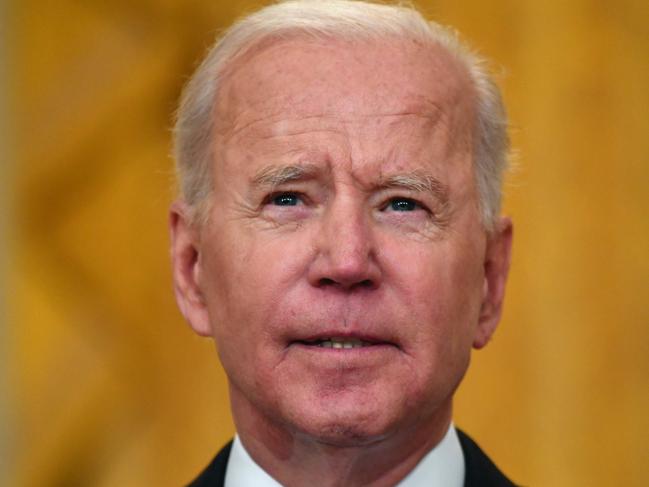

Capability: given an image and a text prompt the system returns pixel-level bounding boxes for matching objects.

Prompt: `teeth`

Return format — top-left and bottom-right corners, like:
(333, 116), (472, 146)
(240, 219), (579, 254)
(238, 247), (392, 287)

(317, 337), (369, 349)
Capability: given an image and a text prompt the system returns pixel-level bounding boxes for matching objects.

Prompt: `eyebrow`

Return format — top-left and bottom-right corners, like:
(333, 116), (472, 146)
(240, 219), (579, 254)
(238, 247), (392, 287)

(251, 164), (320, 189)
(380, 172), (449, 205)
(251, 165), (449, 206)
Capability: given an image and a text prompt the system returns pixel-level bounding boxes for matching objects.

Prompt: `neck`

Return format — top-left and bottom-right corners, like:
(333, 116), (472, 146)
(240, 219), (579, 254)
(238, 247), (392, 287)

(230, 388), (453, 487)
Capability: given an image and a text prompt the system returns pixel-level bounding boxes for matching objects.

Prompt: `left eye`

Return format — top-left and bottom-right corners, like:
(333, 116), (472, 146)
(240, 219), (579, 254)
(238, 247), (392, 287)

(386, 198), (419, 212)
(270, 192), (301, 206)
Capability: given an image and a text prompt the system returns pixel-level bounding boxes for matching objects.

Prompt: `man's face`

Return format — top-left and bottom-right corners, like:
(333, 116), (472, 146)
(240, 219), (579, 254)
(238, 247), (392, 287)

(172, 38), (511, 445)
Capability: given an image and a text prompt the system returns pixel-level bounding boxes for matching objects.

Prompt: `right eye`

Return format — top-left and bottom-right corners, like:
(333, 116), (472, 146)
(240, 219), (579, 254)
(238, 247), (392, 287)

(269, 192), (302, 206)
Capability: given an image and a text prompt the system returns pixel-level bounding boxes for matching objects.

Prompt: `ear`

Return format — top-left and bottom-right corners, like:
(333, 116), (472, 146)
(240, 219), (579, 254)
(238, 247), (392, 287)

(169, 201), (212, 337)
(473, 216), (513, 349)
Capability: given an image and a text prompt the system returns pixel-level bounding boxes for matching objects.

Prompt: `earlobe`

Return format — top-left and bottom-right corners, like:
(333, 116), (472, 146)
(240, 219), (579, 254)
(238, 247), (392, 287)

(473, 217), (513, 349)
(169, 201), (212, 337)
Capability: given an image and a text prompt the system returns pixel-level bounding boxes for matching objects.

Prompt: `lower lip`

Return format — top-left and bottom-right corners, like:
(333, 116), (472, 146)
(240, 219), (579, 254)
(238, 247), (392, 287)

(286, 343), (400, 386)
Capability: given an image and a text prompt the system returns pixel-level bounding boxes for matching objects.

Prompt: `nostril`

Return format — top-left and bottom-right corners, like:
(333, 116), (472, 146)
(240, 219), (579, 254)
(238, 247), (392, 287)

(359, 279), (373, 288)
(319, 278), (336, 287)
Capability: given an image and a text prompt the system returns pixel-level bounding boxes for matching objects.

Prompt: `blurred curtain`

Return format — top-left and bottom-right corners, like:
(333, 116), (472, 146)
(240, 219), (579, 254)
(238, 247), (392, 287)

(6, 0), (649, 485)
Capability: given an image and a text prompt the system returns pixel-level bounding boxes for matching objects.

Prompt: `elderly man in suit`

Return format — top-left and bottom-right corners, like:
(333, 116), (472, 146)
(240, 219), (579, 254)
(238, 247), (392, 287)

(170, 1), (515, 485)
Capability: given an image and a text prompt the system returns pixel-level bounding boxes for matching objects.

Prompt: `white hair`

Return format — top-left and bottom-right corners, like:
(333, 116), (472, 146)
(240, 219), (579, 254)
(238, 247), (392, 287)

(173, 0), (509, 230)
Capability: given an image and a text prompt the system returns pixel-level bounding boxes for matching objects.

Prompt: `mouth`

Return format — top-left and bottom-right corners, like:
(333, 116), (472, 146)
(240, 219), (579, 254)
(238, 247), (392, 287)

(293, 335), (397, 350)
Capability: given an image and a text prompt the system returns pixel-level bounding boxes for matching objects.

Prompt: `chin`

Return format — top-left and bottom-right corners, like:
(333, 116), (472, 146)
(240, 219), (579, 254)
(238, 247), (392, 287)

(286, 392), (404, 447)
(309, 425), (387, 447)
(295, 416), (393, 447)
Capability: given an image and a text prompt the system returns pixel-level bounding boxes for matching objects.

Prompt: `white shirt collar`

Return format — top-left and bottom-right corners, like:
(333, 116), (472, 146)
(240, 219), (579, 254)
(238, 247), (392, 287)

(224, 423), (465, 487)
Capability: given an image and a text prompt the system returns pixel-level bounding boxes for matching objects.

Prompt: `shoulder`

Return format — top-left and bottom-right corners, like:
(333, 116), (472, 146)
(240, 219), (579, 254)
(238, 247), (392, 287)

(456, 429), (518, 487)
(186, 441), (233, 487)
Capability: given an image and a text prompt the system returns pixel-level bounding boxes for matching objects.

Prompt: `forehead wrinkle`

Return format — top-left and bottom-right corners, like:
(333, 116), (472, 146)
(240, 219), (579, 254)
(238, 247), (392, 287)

(377, 97), (444, 123)
(220, 87), (445, 136)
(229, 109), (439, 141)
(227, 114), (328, 140)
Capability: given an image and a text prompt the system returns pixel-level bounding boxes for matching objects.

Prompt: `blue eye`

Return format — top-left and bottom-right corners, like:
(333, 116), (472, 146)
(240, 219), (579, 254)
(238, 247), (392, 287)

(271, 193), (300, 206)
(388, 198), (417, 211)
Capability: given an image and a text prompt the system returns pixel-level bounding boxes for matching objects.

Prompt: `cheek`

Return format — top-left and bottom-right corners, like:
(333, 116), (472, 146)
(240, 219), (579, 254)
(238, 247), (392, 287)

(199, 226), (311, 355)
(384, 237), (485, 346)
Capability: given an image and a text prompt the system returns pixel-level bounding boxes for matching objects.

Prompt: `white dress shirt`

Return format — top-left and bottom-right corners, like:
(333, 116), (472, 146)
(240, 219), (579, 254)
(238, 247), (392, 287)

(224, 423), (465, 487)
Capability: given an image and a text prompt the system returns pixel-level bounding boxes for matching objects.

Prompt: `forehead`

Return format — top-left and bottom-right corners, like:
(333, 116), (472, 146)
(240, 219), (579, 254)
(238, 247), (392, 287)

(215, 35), (475, 135)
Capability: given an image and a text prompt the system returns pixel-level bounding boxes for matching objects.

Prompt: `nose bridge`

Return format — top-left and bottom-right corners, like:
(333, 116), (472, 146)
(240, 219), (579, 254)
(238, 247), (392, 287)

(325, 194), (369, 263)
(312, 190), (379, 289)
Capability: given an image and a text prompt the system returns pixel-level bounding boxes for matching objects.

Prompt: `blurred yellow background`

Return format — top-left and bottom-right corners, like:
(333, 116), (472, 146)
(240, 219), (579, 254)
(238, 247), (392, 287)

(4, 0), (649, 485)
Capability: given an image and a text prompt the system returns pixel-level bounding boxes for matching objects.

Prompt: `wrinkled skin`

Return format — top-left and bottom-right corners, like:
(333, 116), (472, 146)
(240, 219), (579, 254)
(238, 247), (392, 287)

(171, 37), (512, 486)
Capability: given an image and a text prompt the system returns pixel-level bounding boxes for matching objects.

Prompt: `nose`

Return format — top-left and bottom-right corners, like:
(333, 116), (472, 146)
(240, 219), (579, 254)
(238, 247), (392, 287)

(307, 199), (381, 291)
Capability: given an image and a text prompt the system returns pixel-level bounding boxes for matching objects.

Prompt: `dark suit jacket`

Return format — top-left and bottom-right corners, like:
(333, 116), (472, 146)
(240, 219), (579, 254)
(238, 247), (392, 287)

(188, 428), (516, 486)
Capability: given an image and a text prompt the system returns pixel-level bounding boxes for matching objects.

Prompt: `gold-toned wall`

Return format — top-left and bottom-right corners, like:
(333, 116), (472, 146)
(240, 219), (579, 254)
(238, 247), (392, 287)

(6, 0), (649, 485)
